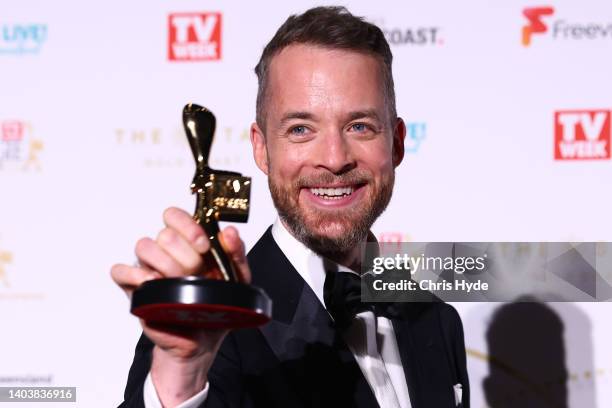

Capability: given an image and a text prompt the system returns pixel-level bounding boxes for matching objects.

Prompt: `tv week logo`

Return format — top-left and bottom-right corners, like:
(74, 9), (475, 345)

(522, 7), (554, 46)
(168, 13), (222, 61)
(554, 110), (611, 160)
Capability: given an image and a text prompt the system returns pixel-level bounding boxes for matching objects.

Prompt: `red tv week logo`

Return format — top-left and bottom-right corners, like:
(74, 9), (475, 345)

(555, 110), (611, 160)
(2, 121), (24, 141)
(168, 12), (222, 61)
(522, 6), (554, 46)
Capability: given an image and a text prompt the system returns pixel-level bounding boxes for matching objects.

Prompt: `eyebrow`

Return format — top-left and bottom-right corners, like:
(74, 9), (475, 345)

(279, 111), (317, 127)
(346, 109), (382, 123)
(278, 109), (383, 127)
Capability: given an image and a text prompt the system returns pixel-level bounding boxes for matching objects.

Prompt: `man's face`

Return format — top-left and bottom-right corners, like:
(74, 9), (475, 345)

(251, 44), (405, 256)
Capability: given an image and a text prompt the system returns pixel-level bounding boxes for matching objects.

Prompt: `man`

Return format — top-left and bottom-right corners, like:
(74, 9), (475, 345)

(112, 6), (469, 408)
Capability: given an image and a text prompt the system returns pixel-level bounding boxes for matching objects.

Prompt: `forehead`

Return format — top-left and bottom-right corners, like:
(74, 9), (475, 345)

(266, 44), (386, 116)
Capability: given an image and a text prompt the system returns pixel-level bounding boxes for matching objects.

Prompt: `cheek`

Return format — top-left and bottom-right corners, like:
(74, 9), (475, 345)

(356, 143), (394, 177)
(268, 144), (309, 179)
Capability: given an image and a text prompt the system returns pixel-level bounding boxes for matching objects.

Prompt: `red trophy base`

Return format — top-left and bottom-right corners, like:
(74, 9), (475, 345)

(131, 277), (272, 329)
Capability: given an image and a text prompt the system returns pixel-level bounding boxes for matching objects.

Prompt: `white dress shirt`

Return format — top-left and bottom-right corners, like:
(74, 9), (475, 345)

(144, 219), (412, 408)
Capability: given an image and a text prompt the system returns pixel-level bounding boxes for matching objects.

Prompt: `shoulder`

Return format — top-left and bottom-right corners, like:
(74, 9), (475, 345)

(433, 303), (466, 355)
(245, 225), (300, 292)
(246, 226), (278, 271)
(435, 302), (463, 329)
(397, 301), (464, 341)
(431, 302), (465, 343)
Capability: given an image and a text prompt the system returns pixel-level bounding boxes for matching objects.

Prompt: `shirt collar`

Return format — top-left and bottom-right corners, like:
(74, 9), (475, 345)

(271, 218), (356, 308)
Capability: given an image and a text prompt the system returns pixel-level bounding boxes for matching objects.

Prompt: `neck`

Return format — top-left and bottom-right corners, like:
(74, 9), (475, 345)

(324, 245), (363, 272)
(279, 218), (378, 273)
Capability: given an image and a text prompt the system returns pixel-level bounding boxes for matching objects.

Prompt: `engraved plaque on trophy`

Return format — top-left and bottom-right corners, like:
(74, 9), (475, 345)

(130, 103), (272, 329)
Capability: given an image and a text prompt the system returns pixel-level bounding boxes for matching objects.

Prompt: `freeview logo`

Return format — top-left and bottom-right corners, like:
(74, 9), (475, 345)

(522, 7), (555, 46)
(522, 6), (612, 46)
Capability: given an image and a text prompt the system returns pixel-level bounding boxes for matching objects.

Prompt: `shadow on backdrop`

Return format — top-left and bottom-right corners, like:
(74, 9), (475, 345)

(483, 298), (577, 408)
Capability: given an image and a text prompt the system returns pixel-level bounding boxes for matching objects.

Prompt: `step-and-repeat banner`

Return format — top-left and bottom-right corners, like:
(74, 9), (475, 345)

(2, 1), (611, 406)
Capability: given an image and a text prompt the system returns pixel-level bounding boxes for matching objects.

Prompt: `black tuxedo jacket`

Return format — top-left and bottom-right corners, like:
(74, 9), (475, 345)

(119, 227), (469, 408)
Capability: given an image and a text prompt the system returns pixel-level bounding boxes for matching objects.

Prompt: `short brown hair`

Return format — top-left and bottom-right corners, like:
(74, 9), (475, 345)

(254, 6), (396, 130)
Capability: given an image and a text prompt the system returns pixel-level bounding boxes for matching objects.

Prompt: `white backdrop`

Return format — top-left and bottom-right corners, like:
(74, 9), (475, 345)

(1, 1), (611, 407)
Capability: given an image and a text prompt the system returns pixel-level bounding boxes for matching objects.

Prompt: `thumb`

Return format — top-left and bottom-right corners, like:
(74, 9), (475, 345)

(218, 226), (251, 284)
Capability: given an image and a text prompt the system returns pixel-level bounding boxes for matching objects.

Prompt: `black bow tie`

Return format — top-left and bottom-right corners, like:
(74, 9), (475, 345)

(323, 269), (399, 330)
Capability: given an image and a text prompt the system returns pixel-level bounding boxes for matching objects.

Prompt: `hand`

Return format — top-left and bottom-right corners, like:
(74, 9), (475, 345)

(111, 207), (251, 406)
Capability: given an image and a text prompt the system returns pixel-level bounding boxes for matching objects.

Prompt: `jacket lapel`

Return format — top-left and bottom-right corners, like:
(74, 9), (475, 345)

(392, 315), (423, 408)
(392, 303), (458, 408)
(249, 227), (379, 408)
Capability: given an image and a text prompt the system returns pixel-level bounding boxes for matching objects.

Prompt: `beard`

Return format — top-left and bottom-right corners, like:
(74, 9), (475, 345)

(269, 168), (394, 259)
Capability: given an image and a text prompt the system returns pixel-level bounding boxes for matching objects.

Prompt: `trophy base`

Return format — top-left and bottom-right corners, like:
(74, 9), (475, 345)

(131, 277), (272, 329)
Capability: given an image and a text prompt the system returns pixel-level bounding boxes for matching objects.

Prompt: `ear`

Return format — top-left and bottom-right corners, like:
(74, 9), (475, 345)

(392, 117), (406, 168)
(250, 122), (269, 175)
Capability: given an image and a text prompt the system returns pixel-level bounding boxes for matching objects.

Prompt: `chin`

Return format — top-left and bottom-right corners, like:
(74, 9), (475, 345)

(310, 222), (348, 240)
(306, 214), (362, 240)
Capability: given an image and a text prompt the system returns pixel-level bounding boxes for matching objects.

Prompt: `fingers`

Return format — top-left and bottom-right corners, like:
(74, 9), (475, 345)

(111, 263), (162, 297)
(163, 207), (208, 253)
(161, 207), (251, 283)
(135, 237), (189, 278)
(129, 207), (211, 278)
(157, 228), (203, 275)
(116, 207), (250, 294)
(219, 226), (251, 284)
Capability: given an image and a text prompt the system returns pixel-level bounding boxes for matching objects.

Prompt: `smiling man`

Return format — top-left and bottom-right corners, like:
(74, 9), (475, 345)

(253, 41), (401, 270)
(113, 6), (469, 408)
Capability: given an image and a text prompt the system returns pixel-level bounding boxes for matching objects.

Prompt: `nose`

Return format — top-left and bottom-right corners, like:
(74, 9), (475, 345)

(315, 129), (356, 174)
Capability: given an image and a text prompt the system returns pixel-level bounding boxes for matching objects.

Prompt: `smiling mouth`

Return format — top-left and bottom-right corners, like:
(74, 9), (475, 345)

(307, 185), (362, 200)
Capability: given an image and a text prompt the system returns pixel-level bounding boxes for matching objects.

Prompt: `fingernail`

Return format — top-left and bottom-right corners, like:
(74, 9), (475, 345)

(195, 236), (207, 252)
(144, 273), (159, 282)
(225, 226), (237, 238)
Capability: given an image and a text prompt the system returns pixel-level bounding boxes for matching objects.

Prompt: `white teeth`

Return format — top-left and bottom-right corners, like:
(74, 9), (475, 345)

(309, 186), (354, 198)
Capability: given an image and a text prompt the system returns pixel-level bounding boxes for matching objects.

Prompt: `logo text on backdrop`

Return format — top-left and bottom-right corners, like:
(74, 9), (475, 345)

(0, 24), (47, 54)
(168, 13), (222, 61)
(0, 120), (43, 171)
(522, 6), (612, 46)
(555, 110), (611, 160)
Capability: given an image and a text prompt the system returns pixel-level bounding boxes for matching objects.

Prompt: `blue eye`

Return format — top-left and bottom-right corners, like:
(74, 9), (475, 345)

(290, 126), (307, 135)
(351, 123), (368, 132)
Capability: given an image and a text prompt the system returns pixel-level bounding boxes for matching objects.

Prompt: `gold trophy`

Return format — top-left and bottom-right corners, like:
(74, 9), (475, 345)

(131, 103), (272, 329)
